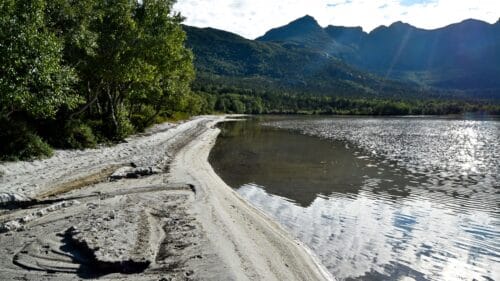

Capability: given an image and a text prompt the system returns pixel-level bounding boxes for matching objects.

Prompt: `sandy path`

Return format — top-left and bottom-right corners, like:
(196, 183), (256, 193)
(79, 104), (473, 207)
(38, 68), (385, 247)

(0, 118), (203, 200)
(0, 115), (332, 280)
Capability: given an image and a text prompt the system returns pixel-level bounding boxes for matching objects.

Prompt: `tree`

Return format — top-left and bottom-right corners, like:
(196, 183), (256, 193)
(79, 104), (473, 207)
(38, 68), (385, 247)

(70, 0), (195, 138)
(0, 0), (80, 121)
(0, 0), (80, 159)
(130, 0), (195, 125)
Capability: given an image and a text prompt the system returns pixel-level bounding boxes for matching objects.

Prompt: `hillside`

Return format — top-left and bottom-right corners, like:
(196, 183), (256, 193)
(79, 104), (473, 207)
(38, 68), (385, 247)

(184, 25), (426, 99)
(257, 16), (500, 96)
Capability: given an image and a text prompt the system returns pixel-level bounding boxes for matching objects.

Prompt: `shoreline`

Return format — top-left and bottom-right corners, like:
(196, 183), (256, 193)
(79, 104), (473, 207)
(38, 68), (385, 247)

(0, 115), (333, 280)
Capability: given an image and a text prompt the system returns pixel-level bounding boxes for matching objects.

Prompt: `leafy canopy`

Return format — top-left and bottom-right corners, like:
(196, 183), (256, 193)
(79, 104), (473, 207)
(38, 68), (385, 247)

(0, 0), (80, 119)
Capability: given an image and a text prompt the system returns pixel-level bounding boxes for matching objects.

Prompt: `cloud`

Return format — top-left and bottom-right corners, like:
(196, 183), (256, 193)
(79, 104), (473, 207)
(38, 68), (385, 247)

(327, 0), (352, 7)
(174, 0), (500, 39)
(399, 0), (437, 7)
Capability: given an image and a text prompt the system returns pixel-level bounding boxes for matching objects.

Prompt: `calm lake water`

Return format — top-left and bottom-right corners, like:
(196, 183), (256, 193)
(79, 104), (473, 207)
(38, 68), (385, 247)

(209, 116), (500, 281)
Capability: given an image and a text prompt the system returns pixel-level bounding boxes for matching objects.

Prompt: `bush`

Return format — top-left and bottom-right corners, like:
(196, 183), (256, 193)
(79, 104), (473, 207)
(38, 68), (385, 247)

(116, 113), (135, 141)
(100, 108), (135, 141)
(0, 120), (53, 161)
(17, 133), (54, 161)
(130, 105), (157, 132)
(64, 121), (97, 149)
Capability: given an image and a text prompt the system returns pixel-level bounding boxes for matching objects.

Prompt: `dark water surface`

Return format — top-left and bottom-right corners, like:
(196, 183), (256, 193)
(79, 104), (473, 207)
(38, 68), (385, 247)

(209, 116), (499, 281)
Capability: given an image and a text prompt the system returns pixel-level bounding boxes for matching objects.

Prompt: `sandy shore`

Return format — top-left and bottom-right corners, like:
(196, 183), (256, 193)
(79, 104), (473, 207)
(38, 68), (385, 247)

(0, 115), (332, 280)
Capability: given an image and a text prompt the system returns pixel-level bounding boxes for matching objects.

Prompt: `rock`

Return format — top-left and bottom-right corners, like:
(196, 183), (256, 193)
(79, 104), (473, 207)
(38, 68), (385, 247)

(109, 167), (132, 179)
(132, 166), (162, 177)
(0, 200), (80, 233)
(62, 200), (79, 208)
(110, 166), (161, 180)
(0, 192), (31, 206)
(0, 220), (23, 233)
(86, 203), (98, 209)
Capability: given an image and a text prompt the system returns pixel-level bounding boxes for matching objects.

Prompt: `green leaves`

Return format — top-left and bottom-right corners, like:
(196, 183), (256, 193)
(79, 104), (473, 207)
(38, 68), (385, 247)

(0, 0), (79, 120)
(126, 0), (194, 118)
(1, 0), (197, 158)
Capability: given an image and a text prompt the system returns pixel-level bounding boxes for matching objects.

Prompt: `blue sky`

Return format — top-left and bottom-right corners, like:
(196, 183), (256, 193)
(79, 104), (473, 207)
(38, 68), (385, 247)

(174, 0), (499, 39)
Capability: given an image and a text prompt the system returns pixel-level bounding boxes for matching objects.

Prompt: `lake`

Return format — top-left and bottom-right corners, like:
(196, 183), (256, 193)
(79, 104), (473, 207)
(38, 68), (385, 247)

(209, 116), (499, 281)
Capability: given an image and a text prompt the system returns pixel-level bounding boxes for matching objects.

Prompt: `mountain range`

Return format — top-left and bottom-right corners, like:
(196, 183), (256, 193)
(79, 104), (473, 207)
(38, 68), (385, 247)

(184, 16), (500, 99)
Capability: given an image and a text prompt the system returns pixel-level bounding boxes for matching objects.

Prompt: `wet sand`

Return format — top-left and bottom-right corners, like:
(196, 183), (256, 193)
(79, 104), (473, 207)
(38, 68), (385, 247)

(0, 116), (332, 280)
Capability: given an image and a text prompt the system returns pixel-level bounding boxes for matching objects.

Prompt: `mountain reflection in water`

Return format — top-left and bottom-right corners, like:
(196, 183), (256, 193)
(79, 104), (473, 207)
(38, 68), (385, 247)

(209, 116), (499, 281)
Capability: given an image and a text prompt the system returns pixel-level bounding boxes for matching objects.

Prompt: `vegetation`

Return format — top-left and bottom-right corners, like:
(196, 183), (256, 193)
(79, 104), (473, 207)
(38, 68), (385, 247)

(184, 24), (500, 101)
(194, 85), (500, 115)
(0, 0), (197, 160)
(184, 25), (423, 99)
(184, 23), (499, 116)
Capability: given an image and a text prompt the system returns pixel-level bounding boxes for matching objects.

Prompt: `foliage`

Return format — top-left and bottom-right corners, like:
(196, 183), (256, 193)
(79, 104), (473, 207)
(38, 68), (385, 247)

(0, 0), (81, 159)
(0, 0), (80, 120)
(63, 121), (97, 149)
(194, 85), (500, 116)
(0, 0), (197, 160)
(0, 118), (53, 161)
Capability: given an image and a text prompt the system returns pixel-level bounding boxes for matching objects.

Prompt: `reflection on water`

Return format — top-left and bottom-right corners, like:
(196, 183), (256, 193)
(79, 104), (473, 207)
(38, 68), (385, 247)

(267, 117), (500, 213)
(209, 116), (500, 281)
(238, 184), (499, 281)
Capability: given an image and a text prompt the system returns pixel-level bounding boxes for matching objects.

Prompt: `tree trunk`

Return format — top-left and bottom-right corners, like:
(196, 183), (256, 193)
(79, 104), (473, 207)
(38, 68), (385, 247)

(96, 96), (102, 115)
(69, 92), (99, 120)
(106, 86), (119, 134)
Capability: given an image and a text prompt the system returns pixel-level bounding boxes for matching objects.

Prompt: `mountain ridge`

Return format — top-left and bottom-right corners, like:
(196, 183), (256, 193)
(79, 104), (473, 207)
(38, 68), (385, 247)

(257, 17), (496, 38)
(255, 16), (500, 92)
(183, 16), (500, 100)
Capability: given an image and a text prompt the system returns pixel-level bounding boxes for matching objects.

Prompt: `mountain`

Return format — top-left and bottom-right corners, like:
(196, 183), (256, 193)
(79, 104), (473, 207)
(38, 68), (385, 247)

(324, 25), (366, 47)
(183, 16), (500, 100)
(256, 17), (500, 94)
(257, 15), (355, 56)
(357, 19), (500, 90)
(184, 25), (424, 99)
(257, 15), (328, 45)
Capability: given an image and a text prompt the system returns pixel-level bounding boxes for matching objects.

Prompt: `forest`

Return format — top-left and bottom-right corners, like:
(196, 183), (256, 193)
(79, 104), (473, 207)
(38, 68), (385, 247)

(1, 0), (499, 160)
(193, 84), (500, 116)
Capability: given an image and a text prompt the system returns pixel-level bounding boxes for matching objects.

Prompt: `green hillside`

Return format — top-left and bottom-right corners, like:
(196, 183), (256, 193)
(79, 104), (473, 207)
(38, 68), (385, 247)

(184, 25), (428, 99)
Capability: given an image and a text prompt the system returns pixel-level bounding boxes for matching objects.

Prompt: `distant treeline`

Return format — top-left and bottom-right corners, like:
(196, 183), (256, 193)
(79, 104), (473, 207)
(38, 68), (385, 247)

(192, 84), (500, 116)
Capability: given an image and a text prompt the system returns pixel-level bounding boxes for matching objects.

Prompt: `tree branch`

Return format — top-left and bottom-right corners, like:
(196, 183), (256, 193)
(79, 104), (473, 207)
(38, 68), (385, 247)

(69, 94), (98, 120)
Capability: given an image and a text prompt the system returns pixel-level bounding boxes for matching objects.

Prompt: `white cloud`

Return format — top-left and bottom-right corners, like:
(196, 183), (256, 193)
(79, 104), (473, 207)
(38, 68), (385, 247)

(174, 0), (500, 39)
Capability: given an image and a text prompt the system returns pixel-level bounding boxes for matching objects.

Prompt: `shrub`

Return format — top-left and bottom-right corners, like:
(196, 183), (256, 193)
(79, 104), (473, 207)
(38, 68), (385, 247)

(115, 111), (135, 140)
(64, 121), (97, 149)
(130, 105), (157, 132)
(0, 120), (53, 161)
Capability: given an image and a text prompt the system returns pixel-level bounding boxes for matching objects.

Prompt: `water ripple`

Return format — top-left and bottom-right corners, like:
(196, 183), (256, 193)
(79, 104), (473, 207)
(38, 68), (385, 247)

(211, 116), (500, 280)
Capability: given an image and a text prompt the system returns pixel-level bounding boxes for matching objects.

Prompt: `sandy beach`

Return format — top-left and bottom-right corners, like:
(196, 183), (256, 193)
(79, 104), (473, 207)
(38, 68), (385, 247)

(0, 115), (332, 280)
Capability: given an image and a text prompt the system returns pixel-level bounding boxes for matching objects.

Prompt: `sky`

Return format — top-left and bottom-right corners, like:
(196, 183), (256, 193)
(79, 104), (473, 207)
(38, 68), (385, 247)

(173, 0), (500, 39)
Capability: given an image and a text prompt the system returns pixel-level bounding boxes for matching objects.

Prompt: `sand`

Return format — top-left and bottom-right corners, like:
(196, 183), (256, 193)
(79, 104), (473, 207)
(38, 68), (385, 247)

(0, 115), (333, 280)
